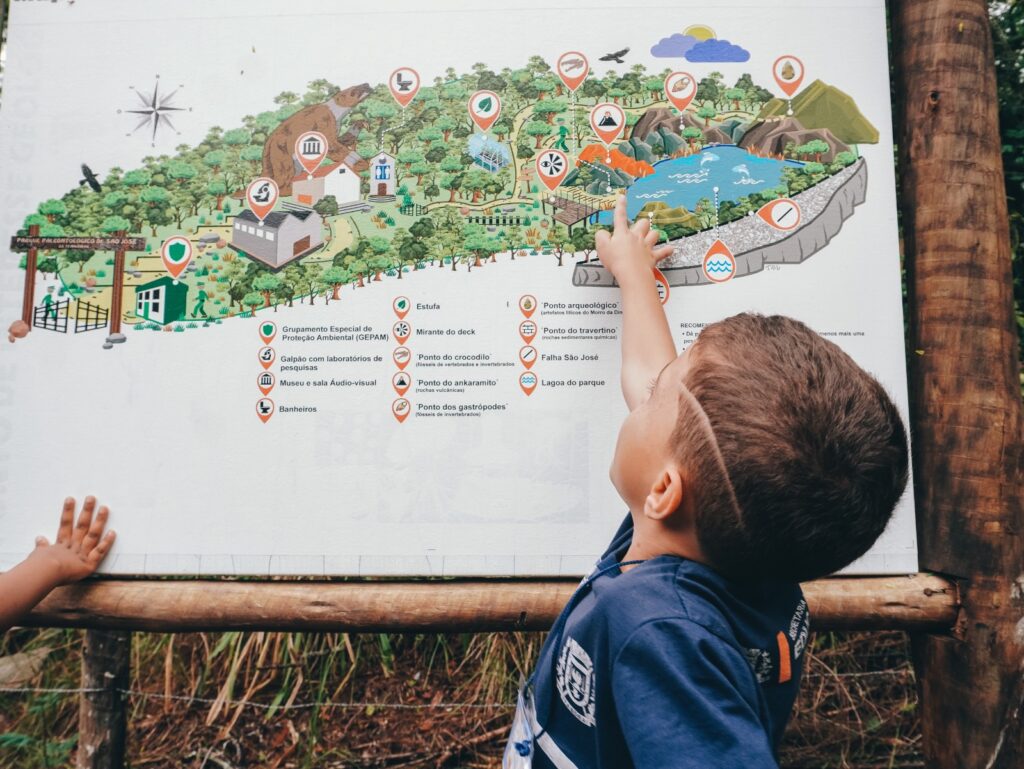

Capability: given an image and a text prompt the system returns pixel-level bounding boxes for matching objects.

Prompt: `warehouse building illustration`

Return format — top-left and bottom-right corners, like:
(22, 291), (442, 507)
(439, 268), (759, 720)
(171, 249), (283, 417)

(230, 204), (324, 270)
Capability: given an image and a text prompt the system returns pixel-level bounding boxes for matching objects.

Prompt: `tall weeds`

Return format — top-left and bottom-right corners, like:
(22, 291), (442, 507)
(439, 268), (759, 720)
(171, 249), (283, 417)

(1, 628), (918, 768)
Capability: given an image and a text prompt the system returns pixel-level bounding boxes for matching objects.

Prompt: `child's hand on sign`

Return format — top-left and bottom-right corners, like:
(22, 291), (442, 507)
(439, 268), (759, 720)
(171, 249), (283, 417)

(30, 496), (116, 585)
(595, 195), (674, 288)
(0, 496), (116, 634)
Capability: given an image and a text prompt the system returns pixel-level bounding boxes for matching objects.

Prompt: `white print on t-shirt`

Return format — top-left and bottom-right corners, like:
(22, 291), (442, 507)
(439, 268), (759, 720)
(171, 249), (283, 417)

(556, 636), (597, 727)
(789, 599), (810, 659)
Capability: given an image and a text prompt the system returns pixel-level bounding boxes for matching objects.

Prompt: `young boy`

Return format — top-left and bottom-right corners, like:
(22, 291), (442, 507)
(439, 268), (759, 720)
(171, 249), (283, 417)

(504, 197), (908, 768)
(0, 497), (116, 634)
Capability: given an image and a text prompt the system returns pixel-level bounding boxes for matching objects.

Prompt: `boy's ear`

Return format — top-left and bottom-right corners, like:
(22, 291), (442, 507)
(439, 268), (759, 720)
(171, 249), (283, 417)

(643, 466), (685, 522)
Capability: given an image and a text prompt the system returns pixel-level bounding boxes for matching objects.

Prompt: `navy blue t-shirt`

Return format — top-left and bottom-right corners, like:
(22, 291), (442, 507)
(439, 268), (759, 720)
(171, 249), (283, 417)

(526, 515), (809, 769)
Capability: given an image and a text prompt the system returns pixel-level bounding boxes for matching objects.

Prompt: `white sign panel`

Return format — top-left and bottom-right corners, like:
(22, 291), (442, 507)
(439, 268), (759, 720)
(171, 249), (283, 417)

(0, 0), (915, 575)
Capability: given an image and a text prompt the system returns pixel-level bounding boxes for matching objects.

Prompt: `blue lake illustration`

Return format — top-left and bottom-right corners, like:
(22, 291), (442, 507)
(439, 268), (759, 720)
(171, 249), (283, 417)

(597, 145), (805, 224)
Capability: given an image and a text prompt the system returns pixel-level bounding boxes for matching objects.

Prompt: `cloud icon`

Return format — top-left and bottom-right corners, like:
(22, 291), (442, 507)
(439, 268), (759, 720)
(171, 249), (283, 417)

(685, 38), (751, 63)
(650, 33), (699, 58)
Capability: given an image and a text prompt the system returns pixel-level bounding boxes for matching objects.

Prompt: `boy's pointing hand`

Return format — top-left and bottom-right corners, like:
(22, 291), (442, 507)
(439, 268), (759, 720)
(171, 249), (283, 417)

(596, 195), (675, 286)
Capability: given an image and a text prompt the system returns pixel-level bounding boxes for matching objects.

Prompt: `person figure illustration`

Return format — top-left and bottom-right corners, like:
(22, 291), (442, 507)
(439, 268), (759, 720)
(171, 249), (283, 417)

(598, 110), (618, 127)
(553, 122), (570, 151)
(40, 286), (58, 321)
(192, 287), (209, 319)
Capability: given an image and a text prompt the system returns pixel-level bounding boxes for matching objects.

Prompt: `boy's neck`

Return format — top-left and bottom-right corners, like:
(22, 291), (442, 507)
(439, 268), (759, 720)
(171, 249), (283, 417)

(619, 512), (706, 572)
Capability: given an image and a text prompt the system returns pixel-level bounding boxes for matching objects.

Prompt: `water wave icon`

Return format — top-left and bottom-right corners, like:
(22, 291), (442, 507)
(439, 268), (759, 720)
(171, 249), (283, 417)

(705, 259), (734, 274)
(669, 170), (710, 184)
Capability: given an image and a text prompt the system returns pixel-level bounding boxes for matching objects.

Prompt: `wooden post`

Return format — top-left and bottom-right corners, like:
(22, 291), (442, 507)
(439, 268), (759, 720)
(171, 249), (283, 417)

(78, 630), (130, 769)
(21, 224), (40, 326)
(106, 230), (127, 344)
(894, 2), (1024, 767)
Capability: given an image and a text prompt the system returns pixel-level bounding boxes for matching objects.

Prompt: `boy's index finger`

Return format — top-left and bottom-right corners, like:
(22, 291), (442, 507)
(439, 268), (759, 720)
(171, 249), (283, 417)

(613, 194), (628, 232)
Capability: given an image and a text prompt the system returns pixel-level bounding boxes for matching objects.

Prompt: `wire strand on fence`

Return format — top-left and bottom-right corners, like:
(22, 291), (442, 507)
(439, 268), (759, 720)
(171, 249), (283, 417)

(0, 666), (915, 711)
(0, 686), (513, 710)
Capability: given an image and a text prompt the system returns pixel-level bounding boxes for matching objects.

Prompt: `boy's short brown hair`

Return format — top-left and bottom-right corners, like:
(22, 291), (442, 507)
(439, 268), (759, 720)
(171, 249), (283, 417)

(673, 314), (909, 582)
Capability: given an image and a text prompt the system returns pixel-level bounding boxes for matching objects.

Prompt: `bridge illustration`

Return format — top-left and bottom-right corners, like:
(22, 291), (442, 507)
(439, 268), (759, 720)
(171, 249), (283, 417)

(542, 188), (612, 234)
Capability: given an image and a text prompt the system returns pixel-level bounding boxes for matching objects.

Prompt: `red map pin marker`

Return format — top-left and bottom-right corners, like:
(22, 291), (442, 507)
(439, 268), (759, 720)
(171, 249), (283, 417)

(468, 90), (501, 132)
(392, 371), (412, 396)
(664, 71), (697, 113)
(652, 267), (670, 305)
(702, 240), (737, 284)
(246, 177), (279, 223)
(392, 398), (411, 423)
(519, 345), (537, 370)
(161, 236), (192, 279)
(256, 398), (275, 424)
(258, 320), (277, 344)
(258, 346), (276, 370)
(393, 296), (410, 319)
(393, 320), (411, 345)
(393, 346), (411, 370)
(519, 295), (537, 318)
(590, 103), (625, 148)
(773, 55), (805, 98)
(536, 150), (569, 192)
(389, 67), (421, 108)
(757, 198), (802, 231)
(519, 320), (537, 344)
(257, 371), (276, 396)
(556, 51), (589, 93)
(519, 371), (538, 396)
(295, 131), (328, 178)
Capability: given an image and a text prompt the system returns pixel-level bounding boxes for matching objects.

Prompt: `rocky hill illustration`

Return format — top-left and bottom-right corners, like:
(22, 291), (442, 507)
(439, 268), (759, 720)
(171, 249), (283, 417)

(262, 84), (373, 195)
(757, 79), (879, 145)
(737, 117), (851, 162)
(632, 108), (733, 148)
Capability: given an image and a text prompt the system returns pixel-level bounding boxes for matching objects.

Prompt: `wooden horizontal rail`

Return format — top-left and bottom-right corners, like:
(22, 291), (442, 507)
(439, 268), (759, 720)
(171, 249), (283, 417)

(22, 574), (958, 633)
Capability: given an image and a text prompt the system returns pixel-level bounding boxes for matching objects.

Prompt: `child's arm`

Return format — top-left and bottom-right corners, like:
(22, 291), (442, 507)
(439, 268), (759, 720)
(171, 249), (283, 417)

(0, 497), (115, 634)
(596, 195), (677, 411)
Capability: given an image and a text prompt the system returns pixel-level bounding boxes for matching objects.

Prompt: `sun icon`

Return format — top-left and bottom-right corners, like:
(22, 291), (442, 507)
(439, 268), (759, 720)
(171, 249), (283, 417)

(684, 24), (717, 41)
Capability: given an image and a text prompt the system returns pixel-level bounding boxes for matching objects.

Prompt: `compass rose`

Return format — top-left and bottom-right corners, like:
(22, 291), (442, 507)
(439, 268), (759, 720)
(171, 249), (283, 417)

(118, 75), (191, 146)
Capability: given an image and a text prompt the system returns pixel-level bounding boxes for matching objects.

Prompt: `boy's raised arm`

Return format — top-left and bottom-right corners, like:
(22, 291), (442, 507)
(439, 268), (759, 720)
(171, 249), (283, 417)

(596, 195), (677, 411)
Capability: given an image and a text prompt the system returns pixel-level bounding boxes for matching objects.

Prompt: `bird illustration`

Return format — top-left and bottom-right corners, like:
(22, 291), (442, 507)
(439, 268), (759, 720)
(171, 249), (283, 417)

(394, 71), (414, 92)
(599, 47), (630, 64)
(79, 164), (102, 193)
(561, 57), (586, 72)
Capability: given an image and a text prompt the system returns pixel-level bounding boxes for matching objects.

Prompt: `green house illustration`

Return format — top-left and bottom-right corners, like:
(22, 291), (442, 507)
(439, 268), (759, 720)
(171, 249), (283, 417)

(134, 276), (188, 324)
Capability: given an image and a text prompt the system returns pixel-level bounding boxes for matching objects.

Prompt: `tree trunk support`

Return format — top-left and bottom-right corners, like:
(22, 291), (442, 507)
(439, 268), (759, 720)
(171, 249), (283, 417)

(77, 630), (131, 769)
(895, 1), (1024, 767)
